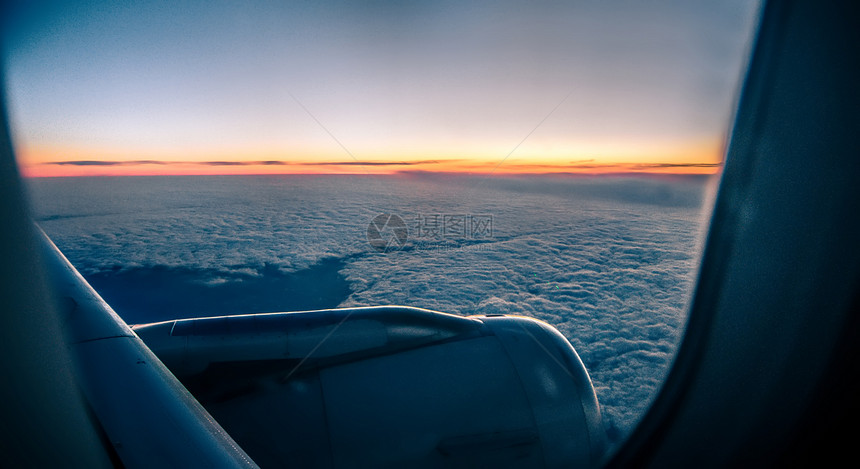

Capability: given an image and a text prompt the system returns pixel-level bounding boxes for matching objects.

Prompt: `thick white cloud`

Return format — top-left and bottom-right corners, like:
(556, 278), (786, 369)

(28, 174), (712, 446)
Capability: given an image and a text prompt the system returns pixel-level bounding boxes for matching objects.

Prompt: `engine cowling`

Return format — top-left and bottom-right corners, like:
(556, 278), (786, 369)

(134, 306), (605, 468)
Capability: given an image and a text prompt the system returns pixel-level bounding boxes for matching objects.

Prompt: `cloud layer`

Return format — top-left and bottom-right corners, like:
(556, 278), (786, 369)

(28, 174), (712, 447)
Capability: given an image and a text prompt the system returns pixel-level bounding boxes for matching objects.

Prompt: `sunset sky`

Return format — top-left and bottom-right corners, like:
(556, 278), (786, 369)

(1, 0), (760, 177)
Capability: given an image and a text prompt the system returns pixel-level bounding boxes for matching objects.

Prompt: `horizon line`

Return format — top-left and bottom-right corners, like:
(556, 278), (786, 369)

(23, 169), (720, 179)
(24, 159), (722, 178)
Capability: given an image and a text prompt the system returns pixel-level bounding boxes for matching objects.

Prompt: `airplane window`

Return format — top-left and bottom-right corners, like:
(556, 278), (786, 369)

(2, 0), (761, 459)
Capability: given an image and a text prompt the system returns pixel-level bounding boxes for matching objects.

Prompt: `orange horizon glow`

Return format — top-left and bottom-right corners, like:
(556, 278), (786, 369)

(23, 162), (721, 178)
(17, 139), (724, 178)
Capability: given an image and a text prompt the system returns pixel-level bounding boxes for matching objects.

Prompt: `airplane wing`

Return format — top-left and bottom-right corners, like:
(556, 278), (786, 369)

(38, 225), (606, 468)
(38, 229), (260, 468)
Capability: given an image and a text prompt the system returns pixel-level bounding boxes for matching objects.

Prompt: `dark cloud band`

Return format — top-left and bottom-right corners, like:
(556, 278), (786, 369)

(45, 159), (453, 167)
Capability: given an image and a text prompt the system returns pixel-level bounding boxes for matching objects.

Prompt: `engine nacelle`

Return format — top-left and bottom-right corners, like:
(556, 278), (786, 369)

(134, 306), (605, 468)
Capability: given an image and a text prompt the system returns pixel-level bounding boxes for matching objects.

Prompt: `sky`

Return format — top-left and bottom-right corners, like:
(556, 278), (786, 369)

(2, 0), (760, 177)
